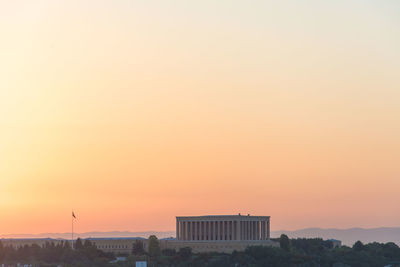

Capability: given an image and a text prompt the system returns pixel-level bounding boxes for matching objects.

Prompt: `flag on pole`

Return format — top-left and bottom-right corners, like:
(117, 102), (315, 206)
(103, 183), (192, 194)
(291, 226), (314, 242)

(72, 211), (76, 219)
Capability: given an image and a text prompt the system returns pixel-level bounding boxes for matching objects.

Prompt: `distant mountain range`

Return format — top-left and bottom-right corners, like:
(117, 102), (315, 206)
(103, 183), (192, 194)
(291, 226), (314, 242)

(2, 228), (399, 246)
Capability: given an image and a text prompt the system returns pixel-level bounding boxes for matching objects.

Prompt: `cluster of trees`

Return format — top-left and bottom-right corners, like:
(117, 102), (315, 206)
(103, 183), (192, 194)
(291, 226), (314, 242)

(122, 234), (400, 267)
(122, 235), (200, 267)
(0, 238), (114, 267)
(2, 235), (400, 266)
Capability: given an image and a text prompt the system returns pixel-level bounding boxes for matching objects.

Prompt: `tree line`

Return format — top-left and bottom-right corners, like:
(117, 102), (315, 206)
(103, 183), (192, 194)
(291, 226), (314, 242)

(0, 238), (114, 267)
(126, 235), (400, 267)
(2, 235), (400, 266)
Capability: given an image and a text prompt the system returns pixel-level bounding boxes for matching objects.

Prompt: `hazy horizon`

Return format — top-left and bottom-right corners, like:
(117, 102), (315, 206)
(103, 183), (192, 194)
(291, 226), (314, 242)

(3, 227), (400, 247)
(1, 0), (399, 235)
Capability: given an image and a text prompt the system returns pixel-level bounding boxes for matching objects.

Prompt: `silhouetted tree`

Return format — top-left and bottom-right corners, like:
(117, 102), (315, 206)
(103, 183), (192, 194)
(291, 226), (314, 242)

(148, 235), (161, 258)
(353, 240), (364, 251)
(280, 234), (291, 252)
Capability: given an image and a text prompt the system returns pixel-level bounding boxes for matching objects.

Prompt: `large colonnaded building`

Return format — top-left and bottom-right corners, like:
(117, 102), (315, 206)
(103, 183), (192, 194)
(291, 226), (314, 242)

(164, 214), (278, 253)
(1, 214), (278, 254)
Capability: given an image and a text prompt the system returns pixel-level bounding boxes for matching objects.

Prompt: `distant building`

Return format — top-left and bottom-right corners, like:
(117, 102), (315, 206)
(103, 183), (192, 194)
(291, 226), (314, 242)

(328, 239), (342, 248)
(176, 214), (271, 241)
(88, 237), (145, 254)
(161, 214), (279, 253)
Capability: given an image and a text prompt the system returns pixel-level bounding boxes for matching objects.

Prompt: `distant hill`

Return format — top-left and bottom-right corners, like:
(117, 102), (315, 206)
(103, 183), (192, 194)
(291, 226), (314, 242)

(271, 227), (400, 246)
(2, 228), (399, 246)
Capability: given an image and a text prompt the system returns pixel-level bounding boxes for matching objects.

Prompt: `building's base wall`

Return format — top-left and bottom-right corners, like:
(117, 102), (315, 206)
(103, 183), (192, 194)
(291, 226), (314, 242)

(160, 240), (279, 253)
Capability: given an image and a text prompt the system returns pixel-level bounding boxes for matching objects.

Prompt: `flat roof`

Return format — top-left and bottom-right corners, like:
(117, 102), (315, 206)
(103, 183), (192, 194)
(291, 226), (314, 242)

(176, 215), (270, 221)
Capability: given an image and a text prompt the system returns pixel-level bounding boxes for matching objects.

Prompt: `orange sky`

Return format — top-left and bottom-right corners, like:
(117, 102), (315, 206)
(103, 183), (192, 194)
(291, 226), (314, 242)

(1, 1), (400, 235)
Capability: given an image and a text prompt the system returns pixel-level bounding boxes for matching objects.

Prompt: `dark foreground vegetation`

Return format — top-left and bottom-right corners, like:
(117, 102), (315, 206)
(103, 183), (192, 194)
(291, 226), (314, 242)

(1, 235), (400, 266)
(0, 238), (114, 267)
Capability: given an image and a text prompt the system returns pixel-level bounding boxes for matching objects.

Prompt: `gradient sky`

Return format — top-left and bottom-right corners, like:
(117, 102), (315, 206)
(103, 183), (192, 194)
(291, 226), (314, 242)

(1, 0), (400, 235)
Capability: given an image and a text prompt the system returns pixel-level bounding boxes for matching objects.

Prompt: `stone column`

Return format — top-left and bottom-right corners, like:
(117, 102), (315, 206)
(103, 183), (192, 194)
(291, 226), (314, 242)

(203, 221), (208, 240)
(267, 219), (270, 239)
(211, 221), (215, 240)
(183, 221), (186, 240)
(206, 221), (208, 240)
(236, 220), (241, 240)
(232, 221), (234, 240)
(204, 221), (206, 240)
(250, 221), (252, 240)
(177, 220), (180, 240)
(201, 221), (207, 240)
(227, 221), (230, 240)
(226, 221), (228, 240)
(224, 221), (228, 240)
(242, 221), (245, 240)
(219, 221), (222, 240)
(262, 221), (266, 240)
(194, 221), (198, 240)
(181, 221), (185, 240)
(209, 221), (212, 240)
(215, 221), (218, 240)
(180, 221), (183, 240)
(250, 221), (253, 240)
(221, 221), (225, 240)
(213, 221), (216, 240)
(188, 221), (191, 241)
(245, 221), (248, 240)
(225, 221), (228, 240)
(239, 221), (242, 240)
(254, 221), (256, 240)
(250, 221), (254, 240)
(247, 221), (250, 240)
(203, 221), (206, 240)
(228, 221), (231, 240)
(205, 221), (208, 240)
(199, 221), (203, 240)
(186, 221), (189, 241)
(216, 221), (219, 240)
(255, 221), (258, 240)
(205, 221), (207, 240)
(186, 222), (189, 240)
(231, 221), (234, 240)
(243, 221), (245, 240)
(191, 221), (194, 241)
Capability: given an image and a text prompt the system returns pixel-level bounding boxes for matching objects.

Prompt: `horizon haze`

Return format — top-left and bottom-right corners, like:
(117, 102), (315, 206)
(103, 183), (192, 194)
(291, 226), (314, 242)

(2, 227), (400, 247)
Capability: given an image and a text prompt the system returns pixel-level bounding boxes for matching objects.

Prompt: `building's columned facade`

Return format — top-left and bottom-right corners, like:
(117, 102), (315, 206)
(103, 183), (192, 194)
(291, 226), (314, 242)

(176, 215), (270, 242)
(164, 214), (278, 253)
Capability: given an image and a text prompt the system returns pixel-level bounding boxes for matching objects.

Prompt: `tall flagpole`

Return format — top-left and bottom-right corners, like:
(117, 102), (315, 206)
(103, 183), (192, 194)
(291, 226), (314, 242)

(72, 211), (74, 250)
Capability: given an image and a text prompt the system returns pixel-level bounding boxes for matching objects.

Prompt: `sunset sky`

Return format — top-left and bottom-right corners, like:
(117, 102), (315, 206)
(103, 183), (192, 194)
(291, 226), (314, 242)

(1, 0), (400, 235)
